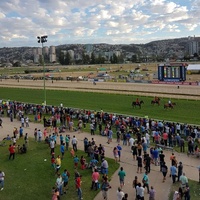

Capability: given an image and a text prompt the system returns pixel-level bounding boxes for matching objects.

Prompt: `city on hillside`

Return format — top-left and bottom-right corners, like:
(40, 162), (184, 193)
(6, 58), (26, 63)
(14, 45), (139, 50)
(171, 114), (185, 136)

(0, 36), (200, 67)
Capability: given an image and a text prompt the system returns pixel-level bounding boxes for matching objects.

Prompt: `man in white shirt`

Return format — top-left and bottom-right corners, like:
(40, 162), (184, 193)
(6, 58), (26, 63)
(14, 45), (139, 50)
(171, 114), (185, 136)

(129, 137), (135, 148)
(117, 187), (124, 200)
(50, 139), (55, 154)
(71, 135), (78, 151)
(145, 132), (150, 147)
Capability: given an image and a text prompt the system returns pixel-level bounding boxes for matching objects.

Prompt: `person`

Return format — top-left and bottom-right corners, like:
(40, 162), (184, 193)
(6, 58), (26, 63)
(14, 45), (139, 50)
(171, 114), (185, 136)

(55, 155), (61, 174)
(170, 163), (177, 183)
(133, 176), (140, 199)
(71, 135), (78, 152)
(60, 143), (65, 160)
(73, 155), (79, 169)
(137, 155), (143, 173)
(161, 162), (168, 182)
(56, 173), (63, 196)
(75, 174), (83, 200)
(118, 167), (126, 188)
(91, 168), (100, 190)
(101, 177), (111, 200)
(65, 135), (70, 151)
(131, 144), (137, 160)
(179, 172), (188, 190)
(149, 186), (156, 200)
(184, 183), (190, 200)
(137, 183), (145, 200)
(52, 188), (59, 200)
(80, 155), (87, 170)
(117, 144), (122, 162)
(122, 193), (128, 200)
(0, 170), (5, 191)
(0, 118), (3, 128)
(50, 139), (55, 155)
(159, 151), (165, 171)
(101, 157), (109, 175)
(177, 162), (183, 182)
(117, 187), (124, 200)
(142, 171), (150, 193)
(136, 98), (139, 105)
(9, 144), (15, 160)
(62, 169), (69, 194)
(144, 153), (151, 173)
(113, 147), (119, 162)
(168, 99), (172, 107)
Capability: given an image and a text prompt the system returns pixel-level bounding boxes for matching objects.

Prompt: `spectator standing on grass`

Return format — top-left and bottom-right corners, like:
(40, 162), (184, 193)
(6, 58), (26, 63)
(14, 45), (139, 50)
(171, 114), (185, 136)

(56, 173), (63, 196)
(50, 139), (55, 154)
(179, 173), (188, 190)
(0, 170), (5, 191)
(75, 174), (83, 200)
(60, 143), (65, 160)
(8, 144), (15, 160)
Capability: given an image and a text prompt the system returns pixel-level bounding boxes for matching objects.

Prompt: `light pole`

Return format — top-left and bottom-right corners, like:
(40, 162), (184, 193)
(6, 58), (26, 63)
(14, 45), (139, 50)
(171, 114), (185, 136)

(37, 35), (48, 105)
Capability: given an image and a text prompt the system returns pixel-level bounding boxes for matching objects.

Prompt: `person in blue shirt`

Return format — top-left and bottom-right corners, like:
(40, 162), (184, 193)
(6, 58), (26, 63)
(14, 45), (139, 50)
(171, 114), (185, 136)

(60, 134), (64, 145)
(19, 126), (23, 138)
(152, 148), (159, 166)
(62, 169), (69, 194)
(60, 143), (65, 160)
(117, 144), (122, 162)
(74, 156), (79, 169)
(170, 163), (177, 183)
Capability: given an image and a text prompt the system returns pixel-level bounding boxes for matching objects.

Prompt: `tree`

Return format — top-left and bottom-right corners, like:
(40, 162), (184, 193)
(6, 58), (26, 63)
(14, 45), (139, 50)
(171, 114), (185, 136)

(131, 55), (137, 63)
(90, 52), (96, 64)
(65, 52), (71, 65)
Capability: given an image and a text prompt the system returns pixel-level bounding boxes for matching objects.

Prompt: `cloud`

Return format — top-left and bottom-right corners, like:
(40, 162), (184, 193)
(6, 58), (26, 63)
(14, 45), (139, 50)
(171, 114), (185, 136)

(0, 0), (199, 47)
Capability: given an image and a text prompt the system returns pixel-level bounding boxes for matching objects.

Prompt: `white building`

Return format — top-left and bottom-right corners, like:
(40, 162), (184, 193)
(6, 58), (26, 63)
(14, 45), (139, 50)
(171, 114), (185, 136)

(188, 36), (199, 56)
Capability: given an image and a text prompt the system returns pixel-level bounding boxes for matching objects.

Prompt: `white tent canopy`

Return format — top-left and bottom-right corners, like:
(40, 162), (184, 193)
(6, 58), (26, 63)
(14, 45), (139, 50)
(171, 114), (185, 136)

(187, 64), (200, 70)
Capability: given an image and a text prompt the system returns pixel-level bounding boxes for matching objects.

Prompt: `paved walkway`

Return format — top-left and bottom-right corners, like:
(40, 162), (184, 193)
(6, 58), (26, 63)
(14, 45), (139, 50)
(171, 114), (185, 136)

(0, 117), (200, 200)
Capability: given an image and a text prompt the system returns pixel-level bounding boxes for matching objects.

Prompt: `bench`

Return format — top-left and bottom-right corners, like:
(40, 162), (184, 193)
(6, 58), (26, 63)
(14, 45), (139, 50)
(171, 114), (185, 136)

(156, 144), (173, 152)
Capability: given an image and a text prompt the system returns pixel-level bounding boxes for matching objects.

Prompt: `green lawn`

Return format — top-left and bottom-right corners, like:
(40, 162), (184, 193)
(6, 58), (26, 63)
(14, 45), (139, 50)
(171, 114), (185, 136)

(0, 139), (119, 200)
(0, 87), (199, 125)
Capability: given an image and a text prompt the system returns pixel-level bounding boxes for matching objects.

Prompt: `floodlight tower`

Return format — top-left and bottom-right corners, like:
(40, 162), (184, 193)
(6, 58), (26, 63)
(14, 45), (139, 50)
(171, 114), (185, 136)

(37, 35), (48, 105)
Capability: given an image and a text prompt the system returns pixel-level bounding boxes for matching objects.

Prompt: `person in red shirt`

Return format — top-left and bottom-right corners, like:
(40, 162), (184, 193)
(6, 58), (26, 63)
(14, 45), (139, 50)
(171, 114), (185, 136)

(91, 169), (100, 190)
(163, 132), (168, 146)
(75, 175), (82, 200)
(9, 144), (15, 160)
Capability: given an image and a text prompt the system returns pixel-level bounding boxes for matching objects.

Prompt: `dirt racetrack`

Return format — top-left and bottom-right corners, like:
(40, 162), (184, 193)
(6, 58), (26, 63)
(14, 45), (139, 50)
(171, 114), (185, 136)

(0, 79), (200, 100)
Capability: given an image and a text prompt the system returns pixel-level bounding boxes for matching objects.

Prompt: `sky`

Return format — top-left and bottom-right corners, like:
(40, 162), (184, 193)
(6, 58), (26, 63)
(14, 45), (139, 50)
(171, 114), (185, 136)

(0, 0), (200, 47)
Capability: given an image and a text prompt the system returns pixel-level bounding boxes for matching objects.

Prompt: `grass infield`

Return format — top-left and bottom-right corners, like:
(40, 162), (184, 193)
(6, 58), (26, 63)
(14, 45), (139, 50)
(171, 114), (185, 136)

(0, 87), (199, 125)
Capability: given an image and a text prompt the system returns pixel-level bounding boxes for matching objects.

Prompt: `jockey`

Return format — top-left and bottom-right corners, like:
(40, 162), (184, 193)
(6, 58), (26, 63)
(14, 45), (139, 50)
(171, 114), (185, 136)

(168, 99), (172, 106)
(136, 98), (139, 104)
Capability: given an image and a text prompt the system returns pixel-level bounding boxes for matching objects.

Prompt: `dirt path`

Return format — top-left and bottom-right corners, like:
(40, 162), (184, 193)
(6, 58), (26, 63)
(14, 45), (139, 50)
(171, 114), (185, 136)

(0, 79), (200, 100)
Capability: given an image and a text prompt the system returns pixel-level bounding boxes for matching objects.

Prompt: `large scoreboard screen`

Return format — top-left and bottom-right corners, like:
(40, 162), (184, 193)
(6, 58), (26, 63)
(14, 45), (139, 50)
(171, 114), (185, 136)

(158, 63), (186, 82)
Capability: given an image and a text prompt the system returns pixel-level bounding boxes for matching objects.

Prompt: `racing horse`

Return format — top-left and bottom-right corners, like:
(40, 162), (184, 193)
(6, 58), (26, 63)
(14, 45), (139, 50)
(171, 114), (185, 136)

(164, 102), (176, 109)
(151, 97), (160, 105)
(132, 100), (144, 109)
